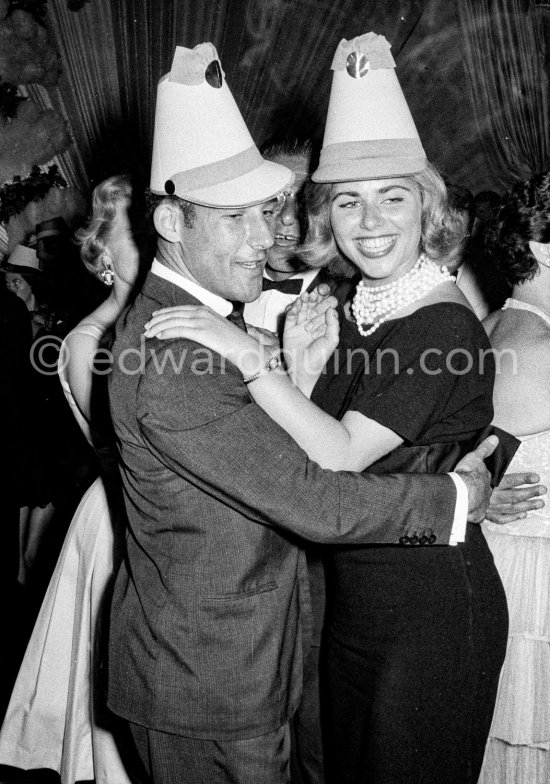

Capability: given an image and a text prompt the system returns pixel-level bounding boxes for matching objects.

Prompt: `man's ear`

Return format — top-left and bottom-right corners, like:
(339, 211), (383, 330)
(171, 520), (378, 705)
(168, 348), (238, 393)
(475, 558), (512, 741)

(529, 240), (550, 268)
(153, 201), (184, 243)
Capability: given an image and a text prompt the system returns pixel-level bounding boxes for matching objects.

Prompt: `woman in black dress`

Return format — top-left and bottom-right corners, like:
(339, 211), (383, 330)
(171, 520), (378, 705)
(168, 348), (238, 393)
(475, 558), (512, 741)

(300, 165), (508, 784)
(142, 32), (508, 784)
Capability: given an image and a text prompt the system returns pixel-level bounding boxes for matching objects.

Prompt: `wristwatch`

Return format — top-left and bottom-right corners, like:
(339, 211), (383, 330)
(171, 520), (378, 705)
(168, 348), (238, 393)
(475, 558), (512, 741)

(243, 355), (282, 385)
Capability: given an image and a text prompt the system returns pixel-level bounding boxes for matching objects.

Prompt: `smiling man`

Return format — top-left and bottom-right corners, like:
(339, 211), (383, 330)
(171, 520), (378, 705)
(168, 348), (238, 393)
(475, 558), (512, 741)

(108, 43), (496, 784)
(244, 140), (337, 337)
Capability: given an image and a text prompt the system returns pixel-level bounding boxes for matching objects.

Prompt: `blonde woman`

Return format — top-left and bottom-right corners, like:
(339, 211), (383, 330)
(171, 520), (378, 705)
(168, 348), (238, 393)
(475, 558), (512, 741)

(0, 175), (150, 784)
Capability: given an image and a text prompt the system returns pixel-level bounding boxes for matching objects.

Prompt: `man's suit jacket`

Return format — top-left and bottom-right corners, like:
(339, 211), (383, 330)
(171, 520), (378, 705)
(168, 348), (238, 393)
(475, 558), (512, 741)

(108, 270), (458, 741)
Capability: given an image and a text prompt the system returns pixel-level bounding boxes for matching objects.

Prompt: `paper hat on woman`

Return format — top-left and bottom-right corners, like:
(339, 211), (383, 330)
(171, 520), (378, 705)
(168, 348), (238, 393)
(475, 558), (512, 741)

(1, 244), (41, 275)
(150, 43), (291, 208)
(313, 33), (427, 182)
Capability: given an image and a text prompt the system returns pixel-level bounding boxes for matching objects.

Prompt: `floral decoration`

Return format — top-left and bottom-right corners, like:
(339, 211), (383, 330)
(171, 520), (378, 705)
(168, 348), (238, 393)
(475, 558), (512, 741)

(0, 164), (67, 224)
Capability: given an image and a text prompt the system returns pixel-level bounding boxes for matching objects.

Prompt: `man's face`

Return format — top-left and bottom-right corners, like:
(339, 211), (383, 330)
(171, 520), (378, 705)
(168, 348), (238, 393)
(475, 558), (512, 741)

(179, 200), (278, 303)
(265, 151), (310, 273)
(4, 271), (34, 309)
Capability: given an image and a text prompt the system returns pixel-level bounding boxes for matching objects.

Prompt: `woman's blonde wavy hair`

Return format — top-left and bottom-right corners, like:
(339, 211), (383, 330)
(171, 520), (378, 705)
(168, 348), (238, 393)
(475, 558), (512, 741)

(300, 162), (467, 277)
(75, 175), (133, 276)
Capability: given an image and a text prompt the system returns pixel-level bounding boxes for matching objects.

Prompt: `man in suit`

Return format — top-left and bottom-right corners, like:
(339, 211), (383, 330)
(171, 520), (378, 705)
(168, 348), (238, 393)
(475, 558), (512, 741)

(108, 43), (495, 784)
(243, 140), (335, 336)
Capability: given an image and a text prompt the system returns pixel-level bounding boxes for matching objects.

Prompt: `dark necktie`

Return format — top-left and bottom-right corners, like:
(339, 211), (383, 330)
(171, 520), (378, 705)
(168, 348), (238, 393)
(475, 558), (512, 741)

(227, 302), (247, 332)
(262, 277), (303, 295)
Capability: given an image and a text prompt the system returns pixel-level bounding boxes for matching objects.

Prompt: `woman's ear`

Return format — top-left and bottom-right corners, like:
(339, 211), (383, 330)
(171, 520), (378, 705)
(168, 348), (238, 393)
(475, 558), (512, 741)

(153, 201), (184, 243)
(529, 240), (550, 269)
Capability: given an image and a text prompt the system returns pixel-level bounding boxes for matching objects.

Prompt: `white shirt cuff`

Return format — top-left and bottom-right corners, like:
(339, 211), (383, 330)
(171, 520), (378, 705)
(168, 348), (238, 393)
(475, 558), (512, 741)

(448, 472), (468, 546)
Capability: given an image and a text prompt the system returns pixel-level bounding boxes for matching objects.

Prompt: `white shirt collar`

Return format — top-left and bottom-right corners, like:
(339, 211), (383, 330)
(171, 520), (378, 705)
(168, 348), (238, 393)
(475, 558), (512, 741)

(151, 258), (232, 317)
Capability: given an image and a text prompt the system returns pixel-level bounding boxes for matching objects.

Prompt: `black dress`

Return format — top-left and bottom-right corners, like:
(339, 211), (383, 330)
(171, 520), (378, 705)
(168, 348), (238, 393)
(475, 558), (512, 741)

(311, 302), (508, 784)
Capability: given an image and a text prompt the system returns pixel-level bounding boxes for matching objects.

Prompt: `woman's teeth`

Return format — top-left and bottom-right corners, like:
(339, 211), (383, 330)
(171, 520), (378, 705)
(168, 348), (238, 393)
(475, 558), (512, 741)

(357, 236), (396, 254)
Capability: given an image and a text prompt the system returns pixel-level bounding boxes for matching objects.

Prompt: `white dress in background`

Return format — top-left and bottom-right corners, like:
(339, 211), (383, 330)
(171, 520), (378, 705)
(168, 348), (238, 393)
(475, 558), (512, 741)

(480, 300), (550, 783)
(0, 323), (131, 784)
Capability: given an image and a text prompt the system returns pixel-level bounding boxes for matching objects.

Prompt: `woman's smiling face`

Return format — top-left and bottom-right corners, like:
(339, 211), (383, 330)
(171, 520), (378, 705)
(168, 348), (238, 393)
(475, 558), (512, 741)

(329, 177), (423, 286)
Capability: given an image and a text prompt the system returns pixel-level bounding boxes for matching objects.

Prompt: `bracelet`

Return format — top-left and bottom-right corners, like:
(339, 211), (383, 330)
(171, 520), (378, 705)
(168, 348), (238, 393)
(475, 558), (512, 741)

(243, 355), (282, 385)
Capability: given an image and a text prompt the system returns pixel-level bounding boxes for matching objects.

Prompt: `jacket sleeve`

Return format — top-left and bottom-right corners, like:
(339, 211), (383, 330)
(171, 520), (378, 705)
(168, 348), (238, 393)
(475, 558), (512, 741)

(136, 342), (457, 546)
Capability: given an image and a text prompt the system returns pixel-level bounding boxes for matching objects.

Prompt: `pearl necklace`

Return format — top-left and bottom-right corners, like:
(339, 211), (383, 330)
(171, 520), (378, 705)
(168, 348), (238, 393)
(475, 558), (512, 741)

(351, 254), (453, 337)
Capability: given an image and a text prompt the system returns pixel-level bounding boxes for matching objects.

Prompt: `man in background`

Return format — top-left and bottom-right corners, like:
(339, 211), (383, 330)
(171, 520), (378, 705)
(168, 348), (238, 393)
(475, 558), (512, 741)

(244, 140), (330, 337)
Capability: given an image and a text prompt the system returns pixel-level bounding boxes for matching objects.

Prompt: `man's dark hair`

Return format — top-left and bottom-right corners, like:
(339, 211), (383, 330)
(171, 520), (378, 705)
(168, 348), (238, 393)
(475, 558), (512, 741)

(145, 189), (196, 228)
(260, 138), (313, 166)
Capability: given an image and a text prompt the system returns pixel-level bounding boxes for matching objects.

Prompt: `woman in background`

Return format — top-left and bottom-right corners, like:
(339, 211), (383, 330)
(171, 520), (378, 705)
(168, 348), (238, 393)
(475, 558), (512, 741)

(0, 175), (150, 784)
(480, 171), (550, 784)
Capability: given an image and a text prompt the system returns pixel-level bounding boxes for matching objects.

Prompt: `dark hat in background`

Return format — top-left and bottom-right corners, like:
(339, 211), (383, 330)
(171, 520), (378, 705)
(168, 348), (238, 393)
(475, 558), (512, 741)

(35, 217), (69, 242)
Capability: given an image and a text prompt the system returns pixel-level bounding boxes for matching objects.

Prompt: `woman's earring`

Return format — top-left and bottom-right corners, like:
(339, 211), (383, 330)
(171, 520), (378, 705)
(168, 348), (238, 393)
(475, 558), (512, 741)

(99, 265), (114, 286)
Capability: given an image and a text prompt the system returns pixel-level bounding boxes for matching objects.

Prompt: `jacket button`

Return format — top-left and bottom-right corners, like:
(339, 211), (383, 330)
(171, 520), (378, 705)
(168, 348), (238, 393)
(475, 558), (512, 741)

(419, 535), (429, 545)
(428, 534), (436, 544)
(409, 534), (419, 545)
(399, 535), (409, 545)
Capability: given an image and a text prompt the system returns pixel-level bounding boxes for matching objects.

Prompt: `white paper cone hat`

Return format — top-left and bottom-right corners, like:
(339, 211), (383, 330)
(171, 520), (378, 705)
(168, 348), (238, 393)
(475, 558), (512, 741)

(313, 33), (427, 182)
(2, 244), (40, 274)
(150, 43), (291, 207)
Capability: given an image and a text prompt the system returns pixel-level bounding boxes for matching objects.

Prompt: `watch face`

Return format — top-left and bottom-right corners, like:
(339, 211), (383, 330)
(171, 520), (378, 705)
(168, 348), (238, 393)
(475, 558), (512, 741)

(267, 356), (280, 370)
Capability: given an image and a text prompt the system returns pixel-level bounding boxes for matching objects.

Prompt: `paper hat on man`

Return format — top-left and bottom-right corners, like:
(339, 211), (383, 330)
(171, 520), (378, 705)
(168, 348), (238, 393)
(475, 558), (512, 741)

(1, 244), (41, 275)
(150, 43), (291, 208)
(313, 33), (427, 182)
